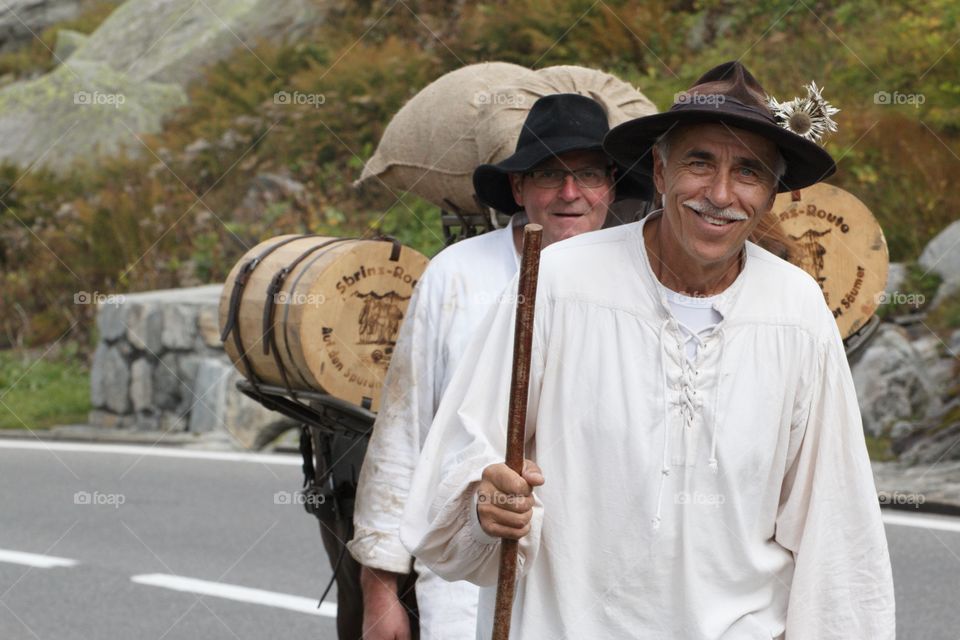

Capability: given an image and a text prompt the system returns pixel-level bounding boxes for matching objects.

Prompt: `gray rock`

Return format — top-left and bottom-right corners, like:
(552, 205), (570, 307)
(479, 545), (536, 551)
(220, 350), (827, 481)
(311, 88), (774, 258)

(153, 353), (187, 412)
(89, 342), (109, 408)
(129, 358), (153, 412)
(95, 298), (126, 341)
(197, 305), (223, 348)
(851, 325), (933, 438)
(898, 421), (960, 465)
(88, 409), (134, 429)
(126, 302), (163, 353)
(0, 0), (323, 172)
(890, 420), (918, 440)
(949, 330), (960, 358)
(90, 343), (130, 413)
(188, 357), (232, 433)
(53, 28), (88, 62)
(920, 219), (960, 288)
(884, 262), (906, 300)
(70, 0), (322, 85)
(0, 59), (187, 171)
(222, 369), (292, 449)
(232, 171), (308, 227)
(161, 304), (198, 350)
(0, 0), (85, 53)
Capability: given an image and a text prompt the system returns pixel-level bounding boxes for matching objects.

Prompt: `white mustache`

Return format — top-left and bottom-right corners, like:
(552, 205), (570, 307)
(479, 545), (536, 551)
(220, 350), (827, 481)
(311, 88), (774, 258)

(683, 199), (749, 221)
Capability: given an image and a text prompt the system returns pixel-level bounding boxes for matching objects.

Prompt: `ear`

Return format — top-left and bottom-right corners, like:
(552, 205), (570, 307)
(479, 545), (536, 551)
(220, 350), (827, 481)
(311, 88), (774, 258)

(508, 173), (524, 208)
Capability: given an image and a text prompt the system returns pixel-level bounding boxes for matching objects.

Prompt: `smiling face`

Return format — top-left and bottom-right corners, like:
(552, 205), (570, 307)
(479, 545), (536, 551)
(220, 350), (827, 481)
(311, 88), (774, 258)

(508, 150), (614, 247)
(652, 123), (781, 288)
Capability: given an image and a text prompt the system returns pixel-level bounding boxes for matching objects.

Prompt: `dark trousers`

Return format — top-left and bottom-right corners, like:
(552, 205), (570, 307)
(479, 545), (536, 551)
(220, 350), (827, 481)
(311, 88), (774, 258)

(312, 429), (419, 639)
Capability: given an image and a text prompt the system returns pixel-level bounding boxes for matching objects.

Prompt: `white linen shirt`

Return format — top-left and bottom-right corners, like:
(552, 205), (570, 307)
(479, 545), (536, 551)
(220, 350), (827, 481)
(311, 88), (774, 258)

(348, 223), (519, 638)
(401, 213), (896, 639)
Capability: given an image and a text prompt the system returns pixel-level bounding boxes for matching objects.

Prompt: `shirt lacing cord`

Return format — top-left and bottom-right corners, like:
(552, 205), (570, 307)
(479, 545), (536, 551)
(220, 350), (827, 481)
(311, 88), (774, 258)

(652, 319), (727, 531)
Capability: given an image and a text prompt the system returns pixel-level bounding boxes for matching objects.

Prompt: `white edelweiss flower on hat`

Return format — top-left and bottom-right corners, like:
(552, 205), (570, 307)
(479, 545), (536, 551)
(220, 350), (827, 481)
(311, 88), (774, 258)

(767, 81), (840, 144)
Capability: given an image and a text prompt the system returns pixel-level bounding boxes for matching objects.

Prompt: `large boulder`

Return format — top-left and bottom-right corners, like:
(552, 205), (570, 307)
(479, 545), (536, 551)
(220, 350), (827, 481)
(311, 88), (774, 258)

(0, 0), (322, 171)
(0, 60), (186, 170)
(850, 324), (934, 438)
(67, 0), (321, 86)
(919, 219), (960, 305)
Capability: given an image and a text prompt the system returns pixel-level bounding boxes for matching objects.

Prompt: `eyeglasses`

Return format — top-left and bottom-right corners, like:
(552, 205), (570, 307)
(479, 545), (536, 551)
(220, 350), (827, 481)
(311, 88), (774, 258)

(524, 166), (612, 189)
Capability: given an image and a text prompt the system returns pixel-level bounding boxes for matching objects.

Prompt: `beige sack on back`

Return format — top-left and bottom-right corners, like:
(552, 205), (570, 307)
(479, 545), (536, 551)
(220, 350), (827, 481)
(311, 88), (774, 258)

(477, 65), (658, 169)
(355, 62), (536, 214)
(357, 63), (658, 214)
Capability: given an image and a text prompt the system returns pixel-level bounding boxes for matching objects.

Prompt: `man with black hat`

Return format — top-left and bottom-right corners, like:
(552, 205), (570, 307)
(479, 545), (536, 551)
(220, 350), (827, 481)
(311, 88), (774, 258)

(401, 62), (895, 638)
(349, 93), (651, 639)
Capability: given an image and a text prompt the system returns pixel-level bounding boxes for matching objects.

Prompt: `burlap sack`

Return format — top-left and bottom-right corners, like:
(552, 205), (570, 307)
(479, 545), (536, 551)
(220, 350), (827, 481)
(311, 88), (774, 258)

(357, 63), (658, 214)
(355, 62), (537, 214)
(477, 65), (658, 170)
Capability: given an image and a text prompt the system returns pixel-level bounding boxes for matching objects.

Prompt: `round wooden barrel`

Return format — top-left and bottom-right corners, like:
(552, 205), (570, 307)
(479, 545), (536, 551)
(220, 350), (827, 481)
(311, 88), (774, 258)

(219, 235), (429, 411)
(773, 183), (889, 339)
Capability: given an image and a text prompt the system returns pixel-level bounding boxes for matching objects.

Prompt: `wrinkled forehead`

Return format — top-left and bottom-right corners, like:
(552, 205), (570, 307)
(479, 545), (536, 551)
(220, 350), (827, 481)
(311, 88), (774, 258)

(665, 122), (779, 164)
(532, 149), (609, 171)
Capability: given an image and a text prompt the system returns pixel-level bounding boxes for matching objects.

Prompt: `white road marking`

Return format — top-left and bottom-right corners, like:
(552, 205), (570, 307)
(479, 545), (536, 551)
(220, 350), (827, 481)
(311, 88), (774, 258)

(0, 440), (300, 465)
(130, 573), (337, 617)
(0, 549), (78, 568)
(883, 511), (960, 533)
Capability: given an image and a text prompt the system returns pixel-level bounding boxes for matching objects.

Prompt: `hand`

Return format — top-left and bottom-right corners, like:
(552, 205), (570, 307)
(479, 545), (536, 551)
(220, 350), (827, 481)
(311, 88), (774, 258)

(476, 459), (545, 539)
(360, 566), (412, 640)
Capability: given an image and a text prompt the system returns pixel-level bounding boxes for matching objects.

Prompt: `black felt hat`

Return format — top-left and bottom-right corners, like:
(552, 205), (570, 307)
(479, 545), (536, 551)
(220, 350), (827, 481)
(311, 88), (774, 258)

(603, 61), (836, 192)
(473, 93), (652, 214)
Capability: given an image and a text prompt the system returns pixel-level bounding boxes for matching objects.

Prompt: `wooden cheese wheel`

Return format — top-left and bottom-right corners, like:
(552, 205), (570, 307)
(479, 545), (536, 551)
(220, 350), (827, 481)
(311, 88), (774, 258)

(773, 183), (888, 339)
(219, 235), (429, 411)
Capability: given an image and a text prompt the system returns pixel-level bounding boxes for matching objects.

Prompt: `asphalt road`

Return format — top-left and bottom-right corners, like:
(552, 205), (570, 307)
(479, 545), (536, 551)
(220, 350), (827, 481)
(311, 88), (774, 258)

(1, 440), (959, 639)
(0, 440), (338, 640)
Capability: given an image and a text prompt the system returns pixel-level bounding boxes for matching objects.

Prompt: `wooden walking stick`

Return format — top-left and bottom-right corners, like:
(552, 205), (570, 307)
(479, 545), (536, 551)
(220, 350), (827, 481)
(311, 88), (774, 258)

(491, 223), (543, 640)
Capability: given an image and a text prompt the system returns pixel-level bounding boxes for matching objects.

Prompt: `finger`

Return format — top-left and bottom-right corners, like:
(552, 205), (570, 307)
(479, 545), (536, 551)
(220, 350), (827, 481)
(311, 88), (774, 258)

(522, 459), (545, 486)
(481, 520), (532, 540)
(481, 505), (533, 530)
(483, 463), (532, 495)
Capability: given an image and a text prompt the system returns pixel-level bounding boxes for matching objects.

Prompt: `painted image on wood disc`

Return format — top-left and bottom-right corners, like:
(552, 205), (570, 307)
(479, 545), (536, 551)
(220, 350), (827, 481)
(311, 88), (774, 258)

(773, 183), (888, 339)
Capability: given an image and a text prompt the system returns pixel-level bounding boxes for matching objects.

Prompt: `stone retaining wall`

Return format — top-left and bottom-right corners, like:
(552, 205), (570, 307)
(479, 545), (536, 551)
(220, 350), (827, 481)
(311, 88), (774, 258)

(89, 285), (291, 449)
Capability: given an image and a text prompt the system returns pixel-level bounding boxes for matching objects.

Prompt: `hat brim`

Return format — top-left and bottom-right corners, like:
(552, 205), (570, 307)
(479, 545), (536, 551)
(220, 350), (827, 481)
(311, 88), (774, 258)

(602, 110), (837, 193)
(474, 138), (653, 214)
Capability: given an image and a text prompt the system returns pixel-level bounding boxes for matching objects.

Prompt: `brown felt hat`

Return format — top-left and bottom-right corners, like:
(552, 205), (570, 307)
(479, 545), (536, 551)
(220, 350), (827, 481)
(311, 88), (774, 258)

(603, 61), (836, 192)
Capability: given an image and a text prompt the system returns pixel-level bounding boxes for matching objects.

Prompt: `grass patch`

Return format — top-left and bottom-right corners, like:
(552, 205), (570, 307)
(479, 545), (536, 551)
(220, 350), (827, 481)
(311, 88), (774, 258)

(0, 345), (90, 429)
(865, 434), (896, 462)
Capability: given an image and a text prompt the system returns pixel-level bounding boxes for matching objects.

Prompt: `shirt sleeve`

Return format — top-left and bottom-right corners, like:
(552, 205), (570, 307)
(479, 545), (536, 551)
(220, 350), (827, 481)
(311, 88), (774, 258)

(776, 311), (896, 638)
(347, 272), (441, 574)
(400, 275), (545, 587)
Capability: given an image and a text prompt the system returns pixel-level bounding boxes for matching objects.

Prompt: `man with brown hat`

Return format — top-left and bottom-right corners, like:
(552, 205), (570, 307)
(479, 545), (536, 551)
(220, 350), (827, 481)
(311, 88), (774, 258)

(401, 62), (895, 638)
(349, 93), (651, 639)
